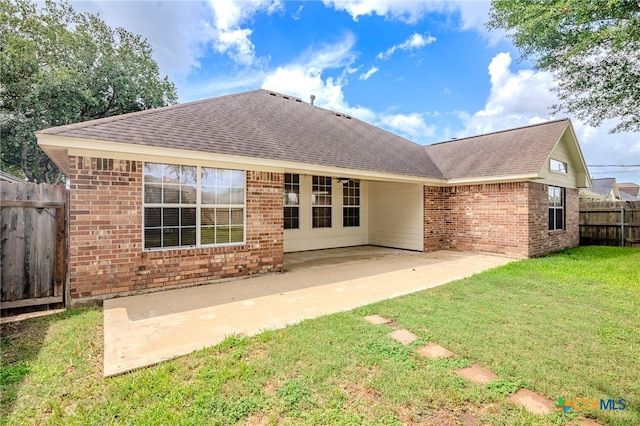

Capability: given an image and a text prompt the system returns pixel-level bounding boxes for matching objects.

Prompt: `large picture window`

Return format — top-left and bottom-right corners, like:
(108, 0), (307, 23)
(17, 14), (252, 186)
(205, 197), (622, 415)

(343, 179), (360, 227)
(548, 186), (565, 231)
(284, 173), (299, 229)
(312, 175), (332, 228)
(144, 163), (245, 249)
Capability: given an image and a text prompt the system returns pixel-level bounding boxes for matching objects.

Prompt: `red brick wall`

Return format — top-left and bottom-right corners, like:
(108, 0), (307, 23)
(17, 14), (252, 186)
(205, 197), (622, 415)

(528, 182), (579, 256)
(423, 186), (445, 250)
(423, 182), (579, 258)
(67, 156), (283, 303)
(442, 183), (530, 257)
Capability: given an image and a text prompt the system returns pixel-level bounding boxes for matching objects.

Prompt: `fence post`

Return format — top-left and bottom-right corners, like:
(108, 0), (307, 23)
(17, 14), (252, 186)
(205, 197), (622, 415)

(621, 207), (625, 247)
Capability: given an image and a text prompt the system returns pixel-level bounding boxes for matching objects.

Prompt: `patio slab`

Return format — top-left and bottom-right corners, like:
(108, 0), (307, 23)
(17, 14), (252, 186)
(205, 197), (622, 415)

(103, 248), (513, 376)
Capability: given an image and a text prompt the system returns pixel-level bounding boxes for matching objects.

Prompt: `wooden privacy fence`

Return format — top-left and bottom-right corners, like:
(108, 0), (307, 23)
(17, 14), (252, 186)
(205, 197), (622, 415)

(1, 182), (68, 312)
(579, 201), (640, 248)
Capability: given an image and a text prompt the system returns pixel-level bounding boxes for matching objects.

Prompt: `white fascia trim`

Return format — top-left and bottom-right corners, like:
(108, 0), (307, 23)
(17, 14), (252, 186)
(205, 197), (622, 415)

(37, 134), (445, 185)
(442, 173), (540, 186)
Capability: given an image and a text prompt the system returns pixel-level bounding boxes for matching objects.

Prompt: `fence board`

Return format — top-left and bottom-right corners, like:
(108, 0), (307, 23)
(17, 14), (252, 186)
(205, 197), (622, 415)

(1, 182), (67, 308)
(579, 201), (640, 248)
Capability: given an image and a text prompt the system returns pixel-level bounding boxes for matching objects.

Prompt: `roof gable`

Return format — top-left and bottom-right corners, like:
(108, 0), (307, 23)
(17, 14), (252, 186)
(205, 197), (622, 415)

(424, 119), (572, 181)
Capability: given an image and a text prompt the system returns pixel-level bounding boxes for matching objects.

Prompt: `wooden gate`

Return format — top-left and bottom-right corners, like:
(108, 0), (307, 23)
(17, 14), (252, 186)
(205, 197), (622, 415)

(1, 182), (68, 313)
(579, 201), (640, 248)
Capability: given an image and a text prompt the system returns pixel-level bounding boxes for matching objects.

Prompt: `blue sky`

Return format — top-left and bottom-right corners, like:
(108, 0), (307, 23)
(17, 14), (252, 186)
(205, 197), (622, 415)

(71, 0), (639, 184)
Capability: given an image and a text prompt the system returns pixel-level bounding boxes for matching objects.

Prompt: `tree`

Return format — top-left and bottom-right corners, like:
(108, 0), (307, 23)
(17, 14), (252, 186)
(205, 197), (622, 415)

(488, 0), (640, 133)
(0, 0), (178, 183)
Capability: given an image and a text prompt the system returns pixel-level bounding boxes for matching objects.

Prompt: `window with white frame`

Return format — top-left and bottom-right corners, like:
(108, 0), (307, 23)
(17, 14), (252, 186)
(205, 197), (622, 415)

(550, 159), (568, 173)
(548, 186), (565, 231)
(284, 173), (299, 229)
(144, 163), (245, 249)
(343, 179), (360, 227)
(312, 175), (332, 228)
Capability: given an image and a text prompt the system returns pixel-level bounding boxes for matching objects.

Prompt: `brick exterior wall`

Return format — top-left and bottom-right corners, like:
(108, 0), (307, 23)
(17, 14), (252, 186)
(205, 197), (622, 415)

(67, 156), (283, 303)
(423, 182), (579, 258)
(527, 182), (579, 257)
(423, 186), (445, 250)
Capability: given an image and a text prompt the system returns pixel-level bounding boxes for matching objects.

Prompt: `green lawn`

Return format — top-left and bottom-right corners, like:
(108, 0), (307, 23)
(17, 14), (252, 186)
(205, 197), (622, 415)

(1, 246), (638, 425)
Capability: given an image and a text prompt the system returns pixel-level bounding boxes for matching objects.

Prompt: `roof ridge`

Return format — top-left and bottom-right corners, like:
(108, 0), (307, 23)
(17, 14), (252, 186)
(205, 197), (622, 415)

(427, 118), (569, 147)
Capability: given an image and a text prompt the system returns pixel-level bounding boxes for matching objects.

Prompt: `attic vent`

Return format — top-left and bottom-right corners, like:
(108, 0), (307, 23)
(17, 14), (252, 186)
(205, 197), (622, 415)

(283, 95), (290, 99)
(269, 92), (276, 96)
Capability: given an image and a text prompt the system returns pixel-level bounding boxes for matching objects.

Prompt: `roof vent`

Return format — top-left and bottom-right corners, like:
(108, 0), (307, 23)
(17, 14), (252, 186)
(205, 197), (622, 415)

(310, 94), (316, 106)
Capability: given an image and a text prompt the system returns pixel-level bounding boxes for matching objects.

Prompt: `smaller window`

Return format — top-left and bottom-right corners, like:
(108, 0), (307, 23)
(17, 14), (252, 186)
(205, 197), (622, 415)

(343, 180), (360, 227)
(550, 159), (567, 174)
(284, 173), (299, 229)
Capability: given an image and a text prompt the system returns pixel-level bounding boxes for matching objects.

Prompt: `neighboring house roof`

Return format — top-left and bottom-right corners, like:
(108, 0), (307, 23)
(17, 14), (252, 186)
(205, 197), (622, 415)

(589, 178), (618, 199)
(36, 89), (590, 186)
(618, 182), (640, 198)
(424, 119), (571, 180)
(0, 170), (25, 183)
(619, 191), (637, 201)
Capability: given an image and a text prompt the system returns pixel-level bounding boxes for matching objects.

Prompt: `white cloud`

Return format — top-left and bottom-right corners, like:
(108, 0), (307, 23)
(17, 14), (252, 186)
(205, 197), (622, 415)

(208, 0), (282, 66)
(379, 113), (436, 139)
(70, 1), (215, 80)
(458, 52), (640, 182)
(359, 66), (379, 80)
(377, 33), (436, 60)
(322, 0), (442, 24)
(261, 34), (434, 142)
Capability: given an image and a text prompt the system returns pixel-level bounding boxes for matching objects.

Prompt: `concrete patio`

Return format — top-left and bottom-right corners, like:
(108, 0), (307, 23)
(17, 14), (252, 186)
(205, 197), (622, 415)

(103, 247), (513, 376)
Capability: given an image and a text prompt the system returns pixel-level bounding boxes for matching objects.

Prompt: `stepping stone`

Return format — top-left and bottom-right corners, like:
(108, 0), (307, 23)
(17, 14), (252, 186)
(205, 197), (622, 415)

(417, 342), (454, 359)
(387, 329), (418, 345)
(509, 389), (554, 416)
(454, 364), (498, 384)
(364, 314), (392, 325)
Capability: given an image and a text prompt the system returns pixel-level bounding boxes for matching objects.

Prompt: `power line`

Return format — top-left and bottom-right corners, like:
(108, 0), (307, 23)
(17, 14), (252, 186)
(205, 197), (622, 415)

(587, 164), (639, 167)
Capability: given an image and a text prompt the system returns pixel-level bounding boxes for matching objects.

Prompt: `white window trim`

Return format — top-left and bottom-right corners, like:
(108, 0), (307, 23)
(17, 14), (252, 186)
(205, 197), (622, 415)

(142, 163), (246, 251)
(550, 159), (568, 174)
(343, 179), (360, 228)
(548, 185), (565, 231)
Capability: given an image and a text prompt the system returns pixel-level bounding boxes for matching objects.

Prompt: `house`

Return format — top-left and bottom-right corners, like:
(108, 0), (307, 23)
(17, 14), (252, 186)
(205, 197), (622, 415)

(618, 182), (640, 200)
(36, 90), (590, 304)
(585, 177), (636, 201)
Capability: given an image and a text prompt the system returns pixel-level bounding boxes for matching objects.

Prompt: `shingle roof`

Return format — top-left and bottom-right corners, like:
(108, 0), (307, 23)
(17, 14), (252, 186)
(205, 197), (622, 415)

(38, 90), (576, 181)
(618, 183), (640, 198)
(589, 178), (616, 197)
(424, 119), (570, 179)
(38, 89), (443, 178)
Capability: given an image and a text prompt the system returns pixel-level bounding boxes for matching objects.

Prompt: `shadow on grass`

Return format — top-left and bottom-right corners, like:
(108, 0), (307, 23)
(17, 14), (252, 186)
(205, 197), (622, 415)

(0, 310), (69, 419)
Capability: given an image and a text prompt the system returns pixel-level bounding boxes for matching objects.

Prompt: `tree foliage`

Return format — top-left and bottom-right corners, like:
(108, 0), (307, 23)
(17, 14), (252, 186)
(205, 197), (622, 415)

(0, 0), (178, 183)
(488, 0), (640, 133)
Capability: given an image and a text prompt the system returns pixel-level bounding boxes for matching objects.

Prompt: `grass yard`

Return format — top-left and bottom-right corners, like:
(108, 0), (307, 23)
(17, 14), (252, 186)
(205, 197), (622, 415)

(1, 246), (638, 425)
